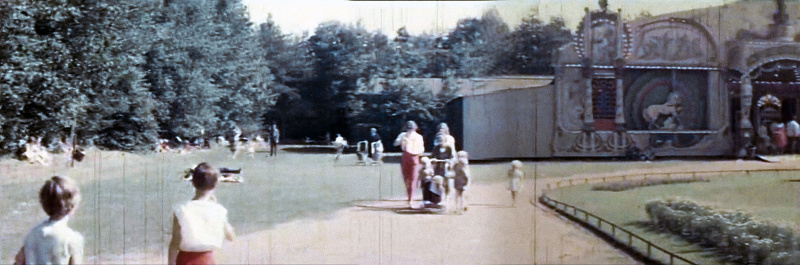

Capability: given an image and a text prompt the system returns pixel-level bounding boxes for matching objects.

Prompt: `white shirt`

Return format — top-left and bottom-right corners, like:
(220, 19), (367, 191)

(787, 120), (800, 137)
(23, 217), (84, 265)
(175, 200), (229, 252)
(394, 131), (424, 155)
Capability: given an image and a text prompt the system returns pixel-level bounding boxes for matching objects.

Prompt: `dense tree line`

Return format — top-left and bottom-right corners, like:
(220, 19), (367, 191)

(0, 1), (569, 155)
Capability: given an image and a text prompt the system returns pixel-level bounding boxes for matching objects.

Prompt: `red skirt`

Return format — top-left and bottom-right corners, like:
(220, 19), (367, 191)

(177, 251), (215, 265)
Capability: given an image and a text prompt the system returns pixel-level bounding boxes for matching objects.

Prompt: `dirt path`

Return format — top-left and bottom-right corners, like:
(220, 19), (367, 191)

(216, 181), (635, 265)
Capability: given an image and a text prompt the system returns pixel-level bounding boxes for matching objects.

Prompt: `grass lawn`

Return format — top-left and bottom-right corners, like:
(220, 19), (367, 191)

(547, 171), (800, 265)
(0, 146), (686, 263)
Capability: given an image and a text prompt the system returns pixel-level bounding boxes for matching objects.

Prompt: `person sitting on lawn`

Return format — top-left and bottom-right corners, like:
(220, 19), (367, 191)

(170, 163), (236, 265)
(15, 176), (83, 265)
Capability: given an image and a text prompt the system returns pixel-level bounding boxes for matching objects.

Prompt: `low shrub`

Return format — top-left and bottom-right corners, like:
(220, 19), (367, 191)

(645, 198), (799, 265)
(592, 177), (709, 192)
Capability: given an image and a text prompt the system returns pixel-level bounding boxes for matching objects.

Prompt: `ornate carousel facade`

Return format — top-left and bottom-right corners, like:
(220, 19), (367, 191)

(551, 0), (800, 158)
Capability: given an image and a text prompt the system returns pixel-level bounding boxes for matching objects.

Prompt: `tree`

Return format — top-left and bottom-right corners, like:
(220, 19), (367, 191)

(495, 12), (571, 75)
(211, 0), (277, 134)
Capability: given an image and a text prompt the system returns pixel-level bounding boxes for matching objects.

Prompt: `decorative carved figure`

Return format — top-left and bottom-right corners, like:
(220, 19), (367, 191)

(643, 92), (682, 130)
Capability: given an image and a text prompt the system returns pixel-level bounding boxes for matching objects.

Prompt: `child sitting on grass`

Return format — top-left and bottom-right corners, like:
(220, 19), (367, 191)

(15, 176), (83, 265)
(169, 163), (236, 265)
(508, 160), (524, 207)
(452, 151), (471, 213)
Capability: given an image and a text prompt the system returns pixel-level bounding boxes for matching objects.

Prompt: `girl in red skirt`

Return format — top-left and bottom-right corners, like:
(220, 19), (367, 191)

(169, 163), (236, 265)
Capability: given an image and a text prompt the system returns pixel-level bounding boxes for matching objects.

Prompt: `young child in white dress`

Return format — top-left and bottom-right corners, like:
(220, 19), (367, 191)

(169, 163), (236, 265)
(15, 176), (83, 265)
(452, 151), (471, 213)
(508, 160), (524, 207)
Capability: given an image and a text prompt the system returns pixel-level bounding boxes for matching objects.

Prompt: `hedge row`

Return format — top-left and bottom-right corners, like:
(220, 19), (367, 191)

(591, 177), (709, 192)
(645, 199), (800, 264)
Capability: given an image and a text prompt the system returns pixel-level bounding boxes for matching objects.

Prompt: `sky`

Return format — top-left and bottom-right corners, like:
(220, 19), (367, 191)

(242, 0), (733, 37)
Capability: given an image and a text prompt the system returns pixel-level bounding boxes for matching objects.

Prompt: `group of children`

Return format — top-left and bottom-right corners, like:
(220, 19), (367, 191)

(20, 136), (81, 166)
(15, 163), (235, 265)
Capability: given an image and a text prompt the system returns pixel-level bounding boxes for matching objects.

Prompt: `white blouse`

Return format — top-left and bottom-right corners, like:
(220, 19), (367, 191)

(175, 200), (229, 252)
(23, 217), (84, 265)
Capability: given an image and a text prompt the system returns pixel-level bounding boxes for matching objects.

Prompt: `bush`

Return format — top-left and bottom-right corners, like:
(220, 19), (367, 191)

(646, 199), (799, 264)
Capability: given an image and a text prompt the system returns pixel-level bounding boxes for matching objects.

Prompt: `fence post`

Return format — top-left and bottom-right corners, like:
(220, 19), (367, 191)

(647, 244), (651, 257)
(670, 255), (674, 265)
(612, 224), (616, 236)
(628, 233), (632, 246)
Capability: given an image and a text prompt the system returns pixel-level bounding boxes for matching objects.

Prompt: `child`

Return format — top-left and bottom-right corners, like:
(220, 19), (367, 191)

(169, 163), (236, 265)
(452, 151), (471, 213)
(15, 176), (83, 265)
(429, 175), (446, 209)
(508, 160), (524, 207)
(418, 157), (434, 206)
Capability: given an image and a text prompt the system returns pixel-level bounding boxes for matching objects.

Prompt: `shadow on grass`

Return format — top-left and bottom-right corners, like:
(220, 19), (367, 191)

(354, 204), (445, 215)
(281, 146), (336, 154)
(468, 203), (511, 208)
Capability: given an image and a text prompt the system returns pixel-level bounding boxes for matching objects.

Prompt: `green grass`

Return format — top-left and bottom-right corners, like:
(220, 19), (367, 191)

(0, 147), (690, 263)
(547, 171), (800, 265)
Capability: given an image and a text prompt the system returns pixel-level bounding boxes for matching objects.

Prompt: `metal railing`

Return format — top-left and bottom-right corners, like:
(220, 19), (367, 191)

(539, 167), (800, 265)
(539, 195), (696, 265)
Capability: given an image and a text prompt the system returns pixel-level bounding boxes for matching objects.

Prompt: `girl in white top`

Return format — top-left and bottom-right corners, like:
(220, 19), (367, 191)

(15, 176), (83, 265)
(169, 163), (235, 265)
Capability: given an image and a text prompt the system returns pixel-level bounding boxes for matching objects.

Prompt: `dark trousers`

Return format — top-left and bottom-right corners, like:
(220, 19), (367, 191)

(789, 137), (798, 154)
(269, 142), (277, 156)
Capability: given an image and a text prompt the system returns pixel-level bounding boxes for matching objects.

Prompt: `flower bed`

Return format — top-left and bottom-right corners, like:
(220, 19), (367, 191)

(646, 199), (800, 264)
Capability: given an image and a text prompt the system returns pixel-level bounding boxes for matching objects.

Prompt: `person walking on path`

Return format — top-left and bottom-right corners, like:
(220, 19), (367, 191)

(787, 116), (800, 154)
(268, 124), (280, 157)
(394, 121), (425, 208)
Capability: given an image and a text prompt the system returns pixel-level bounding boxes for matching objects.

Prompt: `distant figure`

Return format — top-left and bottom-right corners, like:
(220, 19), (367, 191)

(333, 134), (347, 161)
(157, 139), (171, 153)
(268, 124), (280, 157)
(23, 136), (51, 166)
(58, 136), (73, 165)
(452, 151), (471, 213)
(508, 160), (524, 207)
(771, 122), (788, 154)
(368, 128), (381, 158)
(394, 120), (425, 208)
(15, 176), (83, 265)
(169, 163), (235, 265)
(787, 116), (800, 154)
